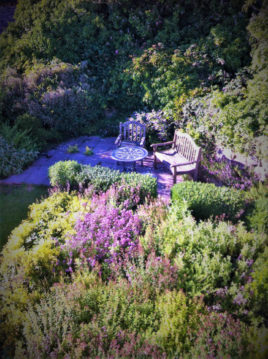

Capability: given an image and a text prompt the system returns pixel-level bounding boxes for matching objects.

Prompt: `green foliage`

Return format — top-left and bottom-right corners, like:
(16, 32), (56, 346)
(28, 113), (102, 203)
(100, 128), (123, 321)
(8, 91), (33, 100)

(121, 171), (157, 200)
(15, 283), (79, 359)
(151, 290), (204, 355)
(0, 0), (255, 154)
(84, 146), (93, 156)
(171, 181), (245, 221)
(48, 160), (82, 188)
(246, 183), (268, 233)
(0, 136), (38, 178)
(0, 122), (38, 152)
(66, 144), (79, 153)
(245, 247), (268, 322)
(76, 164), (122, 192)
(142, 202), (268, 328)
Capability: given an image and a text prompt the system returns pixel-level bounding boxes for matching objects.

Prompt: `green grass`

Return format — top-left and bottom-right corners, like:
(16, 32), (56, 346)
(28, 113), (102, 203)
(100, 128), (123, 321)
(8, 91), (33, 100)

(0, 184), (49, 250)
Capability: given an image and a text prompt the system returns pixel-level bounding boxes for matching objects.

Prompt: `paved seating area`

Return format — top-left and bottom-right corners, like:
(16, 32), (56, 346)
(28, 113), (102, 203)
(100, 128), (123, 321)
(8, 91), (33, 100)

(0, 136), (179, 199)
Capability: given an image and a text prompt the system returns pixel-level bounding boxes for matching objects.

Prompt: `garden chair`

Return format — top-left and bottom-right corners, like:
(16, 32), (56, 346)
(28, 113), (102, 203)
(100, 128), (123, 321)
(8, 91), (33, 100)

(115, 121), (146, 148)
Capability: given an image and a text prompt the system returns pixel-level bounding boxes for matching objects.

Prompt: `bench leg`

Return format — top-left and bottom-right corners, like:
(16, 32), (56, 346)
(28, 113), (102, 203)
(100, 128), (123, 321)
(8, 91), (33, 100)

(153, 154), (157, 169)
(173, 171), (177, 184)
(193, 169), (198, 181)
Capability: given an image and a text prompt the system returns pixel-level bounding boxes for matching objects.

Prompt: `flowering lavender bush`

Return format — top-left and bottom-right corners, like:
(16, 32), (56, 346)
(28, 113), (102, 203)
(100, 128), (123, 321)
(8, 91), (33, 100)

(201, 152), (260, 190)
(62, 192), (141, 279)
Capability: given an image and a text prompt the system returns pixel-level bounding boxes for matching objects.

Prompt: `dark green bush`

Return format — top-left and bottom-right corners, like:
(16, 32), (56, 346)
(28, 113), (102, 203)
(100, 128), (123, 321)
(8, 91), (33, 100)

(48, 161), (157, 199)
(0, 0), (255, 155)
(245, 183), (268, 233)
(171, 181), (245, 221)
(0, 136), (38, 178)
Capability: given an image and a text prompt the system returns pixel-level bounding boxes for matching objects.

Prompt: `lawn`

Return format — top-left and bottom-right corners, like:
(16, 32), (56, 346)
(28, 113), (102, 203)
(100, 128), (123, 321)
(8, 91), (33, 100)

(0, 184), (48, 250)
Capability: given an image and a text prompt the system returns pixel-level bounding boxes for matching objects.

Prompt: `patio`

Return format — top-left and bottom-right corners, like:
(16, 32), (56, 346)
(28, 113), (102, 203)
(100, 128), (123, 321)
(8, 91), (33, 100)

(0, 136), (178, 199)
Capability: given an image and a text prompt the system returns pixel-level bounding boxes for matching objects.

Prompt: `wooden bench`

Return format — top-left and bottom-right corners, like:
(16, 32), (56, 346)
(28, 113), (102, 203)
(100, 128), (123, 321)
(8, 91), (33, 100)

(151, 130), (201, 184)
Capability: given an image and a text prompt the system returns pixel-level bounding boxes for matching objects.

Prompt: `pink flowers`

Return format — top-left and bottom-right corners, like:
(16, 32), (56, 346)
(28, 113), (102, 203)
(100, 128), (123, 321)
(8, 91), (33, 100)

(62, 190), (141, 275)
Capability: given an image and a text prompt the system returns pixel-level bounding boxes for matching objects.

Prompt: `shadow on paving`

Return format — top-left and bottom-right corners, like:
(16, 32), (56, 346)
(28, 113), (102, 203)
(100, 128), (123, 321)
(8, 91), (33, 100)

(0, 136), (180, 199)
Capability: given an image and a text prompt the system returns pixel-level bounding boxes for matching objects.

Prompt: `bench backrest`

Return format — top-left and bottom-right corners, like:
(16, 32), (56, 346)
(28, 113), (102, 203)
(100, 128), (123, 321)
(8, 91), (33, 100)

(120, 121), (146, 145)
(173, 130), (201, 163)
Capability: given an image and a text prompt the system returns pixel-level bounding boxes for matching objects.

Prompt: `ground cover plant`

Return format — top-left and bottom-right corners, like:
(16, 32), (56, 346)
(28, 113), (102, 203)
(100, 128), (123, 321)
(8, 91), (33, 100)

(0, 179), (267, 358)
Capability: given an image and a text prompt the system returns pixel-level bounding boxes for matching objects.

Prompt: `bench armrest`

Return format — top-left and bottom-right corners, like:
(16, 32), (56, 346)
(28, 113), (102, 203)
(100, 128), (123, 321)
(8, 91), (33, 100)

(115, 134), (122, 146)
(170, 161), (197, 168)
(151, 141), (174, 150)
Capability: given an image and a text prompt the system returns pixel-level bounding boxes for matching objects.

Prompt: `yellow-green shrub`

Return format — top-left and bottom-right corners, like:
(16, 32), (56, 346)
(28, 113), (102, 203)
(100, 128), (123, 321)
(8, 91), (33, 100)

(149, 290), (204, 356)
(0, 191), (86, 347)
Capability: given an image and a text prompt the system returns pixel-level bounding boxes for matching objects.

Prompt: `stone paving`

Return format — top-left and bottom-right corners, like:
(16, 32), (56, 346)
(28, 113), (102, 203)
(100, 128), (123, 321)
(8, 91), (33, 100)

(0, 136), (180, 199)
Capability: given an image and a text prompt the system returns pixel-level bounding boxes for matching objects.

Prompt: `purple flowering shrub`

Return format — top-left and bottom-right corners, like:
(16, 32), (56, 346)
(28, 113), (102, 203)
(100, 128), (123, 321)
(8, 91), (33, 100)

(84, 182), (142, 210)
(121, 251), (179, 297)
(201, 152), (260, 190)
(64, 330), (166, 359)
(61, 190), (141, 279)
(186, 311), (251, 359)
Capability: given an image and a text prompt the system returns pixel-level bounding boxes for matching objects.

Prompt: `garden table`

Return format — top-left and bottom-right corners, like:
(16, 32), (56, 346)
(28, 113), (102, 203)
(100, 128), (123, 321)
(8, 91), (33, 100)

(111, 145), (148, 170)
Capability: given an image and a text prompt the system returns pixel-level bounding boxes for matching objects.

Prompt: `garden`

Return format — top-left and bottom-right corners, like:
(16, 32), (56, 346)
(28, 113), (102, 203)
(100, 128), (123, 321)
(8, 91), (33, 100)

(0, 0), (267, 358)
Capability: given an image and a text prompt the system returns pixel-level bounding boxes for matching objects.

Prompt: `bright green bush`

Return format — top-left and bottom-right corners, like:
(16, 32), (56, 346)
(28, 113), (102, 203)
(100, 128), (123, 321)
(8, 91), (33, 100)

(142, 202), (267, 325)
(48, 160), (82, 189)
(171, 181), (245, 221)
(151, 290), (204, 355)
(245, 247), (268, 322)
(246, 183), (268, 233)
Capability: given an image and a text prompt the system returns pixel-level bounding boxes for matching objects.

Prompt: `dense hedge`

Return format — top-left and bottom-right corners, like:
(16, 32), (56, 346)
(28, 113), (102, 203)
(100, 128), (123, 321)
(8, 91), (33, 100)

(171, 181), (246, 221)
(49, 160), (157, 200)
